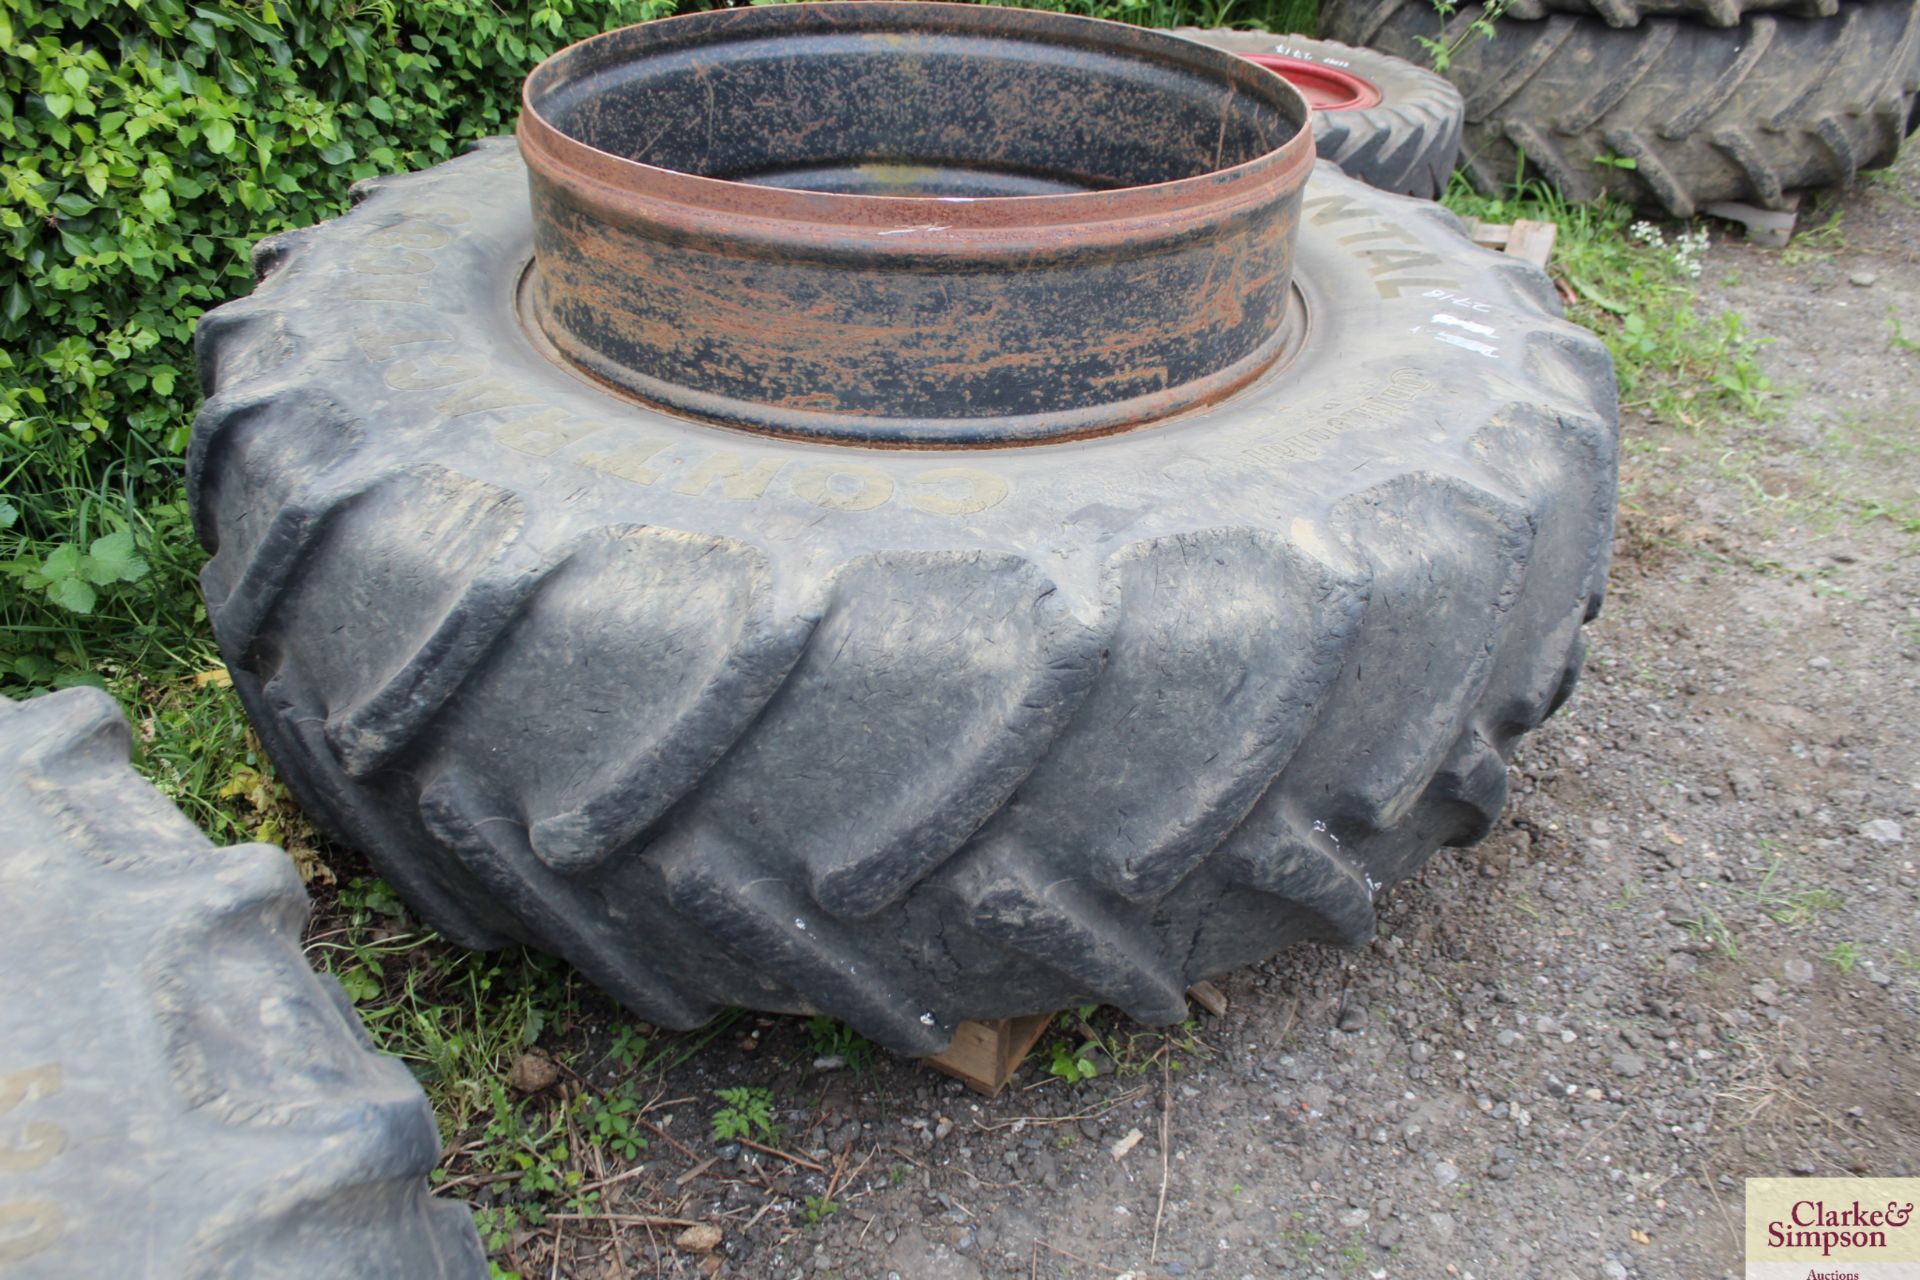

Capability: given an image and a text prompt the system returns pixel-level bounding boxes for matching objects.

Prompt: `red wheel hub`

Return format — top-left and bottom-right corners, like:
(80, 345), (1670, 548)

(1237, 52), (1382, 112)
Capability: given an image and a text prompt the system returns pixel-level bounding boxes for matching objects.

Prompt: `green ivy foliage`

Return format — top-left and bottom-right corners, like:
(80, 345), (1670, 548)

(1, 0), (677, 485)
(0, 0), (690, 687)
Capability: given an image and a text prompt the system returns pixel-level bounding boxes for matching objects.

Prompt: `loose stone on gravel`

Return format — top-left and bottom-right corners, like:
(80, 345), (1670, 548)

(1782, 958), (1817, 985)
(1862, 818), (1905, 844)
(1610, 1051), (1646, 1079)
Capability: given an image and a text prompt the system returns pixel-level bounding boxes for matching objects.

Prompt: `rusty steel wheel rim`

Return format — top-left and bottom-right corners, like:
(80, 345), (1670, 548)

(1236, 52), (1385, 111)
(518, 2), (1315, 446)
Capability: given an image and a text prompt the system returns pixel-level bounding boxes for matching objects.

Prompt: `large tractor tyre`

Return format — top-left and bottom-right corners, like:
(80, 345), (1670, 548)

(0, 689), (486, 1279)
(1324, 0), (1920, 215)
(188, 140), (1617, 1057)
(1175, 30), (1465, 198)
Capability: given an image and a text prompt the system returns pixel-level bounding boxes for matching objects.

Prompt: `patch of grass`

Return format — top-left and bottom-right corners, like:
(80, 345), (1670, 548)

(1778, 205), (1847, 266)
(1825, 942), (1862, 973)
(1886, 309), (1920, 355)
(1746, 858), (1845, 927)
(1440, 176), (1777, 427)
(1673, 907), (1740, 961)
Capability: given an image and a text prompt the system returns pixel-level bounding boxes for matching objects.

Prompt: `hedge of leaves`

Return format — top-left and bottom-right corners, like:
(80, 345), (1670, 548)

(0, 0), (682, 683)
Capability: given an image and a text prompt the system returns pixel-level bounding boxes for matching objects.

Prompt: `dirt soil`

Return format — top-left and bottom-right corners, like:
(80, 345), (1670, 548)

(475, 155), (1920, 1280)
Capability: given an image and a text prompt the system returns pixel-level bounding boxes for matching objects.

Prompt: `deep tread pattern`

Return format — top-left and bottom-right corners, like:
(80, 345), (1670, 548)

(1326, 0), (1920, 214)
(1176, 31), (1465, 198)
(0, 689), (485, 1280)
(956, 843), (1195, 1026)
(659, 826), (951, 1054)
(189, 145), (1618, 1052)
(1500, 0), (1836, 28)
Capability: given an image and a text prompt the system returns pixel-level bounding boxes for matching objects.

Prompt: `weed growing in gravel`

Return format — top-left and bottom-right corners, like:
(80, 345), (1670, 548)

(711, 1085), (779, 1144)
(1747, 857), (1845, 926)
(1673, 907), (1740, 960)
(1886, 309), (1920, 355)
(1048, 1041), (1101, 1084)
(805, 1015), (876, 1071)
(1441, 176), (1775, 427)
(1778, 205), (1847, 266)
(1825, 942), (1862, 973)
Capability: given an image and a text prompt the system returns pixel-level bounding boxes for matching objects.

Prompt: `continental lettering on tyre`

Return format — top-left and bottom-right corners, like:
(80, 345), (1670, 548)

(493, 410), (612, 458)
(674, 454), (784, 502)
(354, 325), (454, 363)
(1302, 193), (1460, 299)
(576, 438), (670, 486)
(913, 466), (1010, 517)
(383, 353), (485, 392)
(0, 1062), (64, 1263)
(1242, 369), (1436, 465)
(790, 462), (892, 513)
(339, 208), (465, 304)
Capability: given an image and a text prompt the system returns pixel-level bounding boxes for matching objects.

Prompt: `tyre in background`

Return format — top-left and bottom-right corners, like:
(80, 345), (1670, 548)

(1323, 0), (1920, 215)
(1178, 29), (1466, 199)
(0, 688), (486, 1280)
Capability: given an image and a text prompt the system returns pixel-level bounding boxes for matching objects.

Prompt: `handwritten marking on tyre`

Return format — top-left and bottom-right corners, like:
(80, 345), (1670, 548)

(1433, 331), (1499, 358)
(1421, 289), (1495, 313)
(1433, 313), (1498, 337)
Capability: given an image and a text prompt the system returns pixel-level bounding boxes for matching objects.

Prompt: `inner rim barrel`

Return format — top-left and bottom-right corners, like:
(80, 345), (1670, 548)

(519, 2), (1315, 445)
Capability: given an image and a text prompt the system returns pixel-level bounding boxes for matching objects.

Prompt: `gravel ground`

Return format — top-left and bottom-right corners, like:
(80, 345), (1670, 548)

(496, 156), (1920, 1279)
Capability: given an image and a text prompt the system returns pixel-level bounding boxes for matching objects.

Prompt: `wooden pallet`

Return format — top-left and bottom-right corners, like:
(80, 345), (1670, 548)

(1701, 197), (1799, 248)
(920, 981), (1230, 1097)
(1464, 217), (1559, 270)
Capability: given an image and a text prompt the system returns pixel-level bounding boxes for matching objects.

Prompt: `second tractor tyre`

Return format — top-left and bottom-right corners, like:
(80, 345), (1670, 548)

(1497, 0), (1843, 28)
(1176, 30), (1466, 198)
(0, 689), (486, 1280)
(190, 141), (1617, 1055)
(1324, 0), (1920, 215)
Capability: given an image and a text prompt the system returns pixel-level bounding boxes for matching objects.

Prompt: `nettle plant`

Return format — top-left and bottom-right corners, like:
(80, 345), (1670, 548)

(0, 0), (674, 678)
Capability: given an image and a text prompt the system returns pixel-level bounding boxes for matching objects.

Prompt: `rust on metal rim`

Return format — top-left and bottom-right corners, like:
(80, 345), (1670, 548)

(518, 1), (1315, 446)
